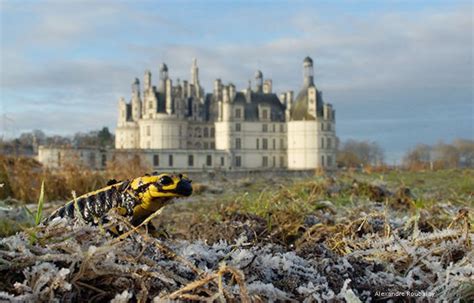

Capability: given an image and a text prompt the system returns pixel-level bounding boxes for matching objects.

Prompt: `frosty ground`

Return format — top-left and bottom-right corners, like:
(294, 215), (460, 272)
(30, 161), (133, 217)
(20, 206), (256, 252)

(0, 170), (473, 302)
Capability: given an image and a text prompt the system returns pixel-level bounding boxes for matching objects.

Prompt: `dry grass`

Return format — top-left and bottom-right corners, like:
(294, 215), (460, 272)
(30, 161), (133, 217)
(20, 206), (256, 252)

(1, 159), (473, 301)
(0, 155), (152, 204)
(0, 198), (472, 302)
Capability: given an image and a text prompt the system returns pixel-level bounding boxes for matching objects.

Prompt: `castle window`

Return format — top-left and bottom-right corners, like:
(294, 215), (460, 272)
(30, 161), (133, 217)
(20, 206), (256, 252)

(169, 155), (173, 167)
(146, 126), (151, 136)
(235, 123), (241, 132)
(321, 123), (325, 131)
(211, 142), (215, 149)
(272, 124), (276, 132)
(204, 127), (209, 138)
(327, 123), (331, 131)
(188, 155), (194, 167)
(262, 124), (268, 132)
(256, 138), (260, 150)
(280, 156), (285, 167)
(235, 138), (241, 150)
(262, 156), (268, 167)
(280, 124), (284, 132)
(221, 157), (225, 166)
(235, 156), (241, 167)
(321, 155), (325, 167)
(204, 142), (209, 149)
(153, 154), (159, 166)
(206, 155), (212, 166)
(280, 138), (284, 150)
(262, 138), (268, 150)
(262, 109), (268, 120)
(272, 156), (276, 167)
(321, 138), (324, 149)
(235, 108), (242, 119)
(272, 139), (276, 150)
(210, 127), (215, 138)
(327, 138), (332, 149)
(195, 127), (201, 137)
(327, 155), (332, 166)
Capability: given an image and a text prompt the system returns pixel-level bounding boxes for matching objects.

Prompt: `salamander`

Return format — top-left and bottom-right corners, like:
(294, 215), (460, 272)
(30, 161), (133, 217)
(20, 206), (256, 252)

(45, 173), (192, 228)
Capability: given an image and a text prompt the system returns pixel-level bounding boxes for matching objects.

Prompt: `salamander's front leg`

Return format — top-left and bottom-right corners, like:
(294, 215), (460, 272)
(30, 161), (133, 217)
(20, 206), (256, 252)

(98, 207), (129, 236)
(147, 223), (170, 239)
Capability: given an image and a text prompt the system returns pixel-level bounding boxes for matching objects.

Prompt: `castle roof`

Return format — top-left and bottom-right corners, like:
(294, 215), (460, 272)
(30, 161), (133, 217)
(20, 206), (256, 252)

(303, 56), (313, 65)
(290, 84), (323, 121)
(232, 92), (286, 122)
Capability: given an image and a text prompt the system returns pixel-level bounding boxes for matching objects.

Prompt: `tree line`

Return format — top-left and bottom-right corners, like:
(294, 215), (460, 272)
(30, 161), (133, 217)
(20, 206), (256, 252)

(337, 138), (474, 169)
(402, 139), (474, 169)
(0, 127), (114, 156)
(1, 128), (472, 170)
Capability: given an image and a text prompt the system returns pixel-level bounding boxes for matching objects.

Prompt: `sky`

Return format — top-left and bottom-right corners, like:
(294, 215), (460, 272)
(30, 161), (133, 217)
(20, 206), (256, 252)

(0, 0), (473, 163)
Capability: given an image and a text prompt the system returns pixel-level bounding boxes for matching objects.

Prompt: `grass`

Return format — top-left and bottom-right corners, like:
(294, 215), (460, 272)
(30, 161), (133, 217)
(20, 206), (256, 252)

(158, 169), (473, 247)
(34, 181), (45, 226)
(0, 168), (472, 301)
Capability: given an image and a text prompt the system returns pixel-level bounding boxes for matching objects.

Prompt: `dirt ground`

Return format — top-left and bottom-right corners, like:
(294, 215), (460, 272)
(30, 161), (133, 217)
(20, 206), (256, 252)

(1, 170), (473, 302)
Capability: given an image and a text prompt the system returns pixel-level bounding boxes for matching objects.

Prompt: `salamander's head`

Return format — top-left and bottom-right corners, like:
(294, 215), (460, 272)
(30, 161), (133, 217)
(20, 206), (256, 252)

(130, 173), (193, 199)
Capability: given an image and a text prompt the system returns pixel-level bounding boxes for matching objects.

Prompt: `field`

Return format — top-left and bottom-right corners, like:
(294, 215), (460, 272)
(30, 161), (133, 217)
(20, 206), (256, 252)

(0, 167), (473, 302)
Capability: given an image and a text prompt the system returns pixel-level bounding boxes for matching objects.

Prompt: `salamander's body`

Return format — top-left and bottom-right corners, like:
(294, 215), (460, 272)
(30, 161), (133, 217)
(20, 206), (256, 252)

(45, 173), (192, 227)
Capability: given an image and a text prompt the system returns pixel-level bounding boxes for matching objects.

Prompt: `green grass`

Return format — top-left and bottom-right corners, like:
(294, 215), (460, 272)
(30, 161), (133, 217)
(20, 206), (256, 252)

(163, 169), (473, 243)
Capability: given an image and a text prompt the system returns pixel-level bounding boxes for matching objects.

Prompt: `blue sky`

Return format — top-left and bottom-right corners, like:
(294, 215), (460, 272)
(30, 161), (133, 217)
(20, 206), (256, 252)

(1, 0), (473, 162)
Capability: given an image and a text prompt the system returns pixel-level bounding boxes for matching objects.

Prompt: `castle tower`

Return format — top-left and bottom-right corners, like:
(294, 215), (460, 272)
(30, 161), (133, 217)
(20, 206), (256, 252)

(144, 70), (152, 91)
(158, 63), (168, 93)
(287, 56), (336, 170)
(215, 86), (232, 150)
(246, 80), (252, 103)
(303, 56), (314, 87)
(117, 97), (127, 125)
(222, 86), (230, 121)
(255, 70), (263, 93)
(263, 79), (272, 93)
(131, 78), (142, 121)
(191, 58), (199, 88)
(165, 78), (173, 114)
(214, 79), (222, 101)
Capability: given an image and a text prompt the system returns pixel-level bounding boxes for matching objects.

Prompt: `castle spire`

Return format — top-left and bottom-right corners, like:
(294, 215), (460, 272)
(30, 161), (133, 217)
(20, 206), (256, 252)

(191, 58), (199, 87)
(303, 56), (314, 87)
(255, 70), (263, 93)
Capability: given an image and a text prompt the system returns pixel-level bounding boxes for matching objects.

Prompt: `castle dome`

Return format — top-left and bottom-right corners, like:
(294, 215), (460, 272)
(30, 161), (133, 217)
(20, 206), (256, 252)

(255, 70), (263, 78)
(303, 56), (313, 65)
(160, 63), (168, 72)
(290, 89), (315, 121)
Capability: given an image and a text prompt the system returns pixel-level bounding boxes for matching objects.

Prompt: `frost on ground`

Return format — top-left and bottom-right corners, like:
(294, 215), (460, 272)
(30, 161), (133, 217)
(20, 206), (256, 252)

(0, 204), (472, 302)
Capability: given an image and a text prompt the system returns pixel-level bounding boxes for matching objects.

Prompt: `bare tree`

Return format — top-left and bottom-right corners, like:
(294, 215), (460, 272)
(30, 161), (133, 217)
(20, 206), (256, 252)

(453, 139), (474, 168)
(402, 138), (473, 170)
(433, 142), (460, 169)
(337, 139), (385, 167)
(403, 144), (432, 169)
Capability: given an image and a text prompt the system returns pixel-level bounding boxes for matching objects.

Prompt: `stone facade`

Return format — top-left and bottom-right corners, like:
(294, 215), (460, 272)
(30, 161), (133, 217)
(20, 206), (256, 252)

(38, 57), (337, 171)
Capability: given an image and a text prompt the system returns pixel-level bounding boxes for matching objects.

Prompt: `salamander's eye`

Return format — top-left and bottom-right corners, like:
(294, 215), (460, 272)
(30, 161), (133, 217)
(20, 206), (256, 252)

(159, 176), (173, 186)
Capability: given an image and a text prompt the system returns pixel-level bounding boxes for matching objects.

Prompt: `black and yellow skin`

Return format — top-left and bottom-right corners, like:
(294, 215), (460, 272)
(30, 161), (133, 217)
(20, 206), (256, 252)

(45, 173), (192, 228)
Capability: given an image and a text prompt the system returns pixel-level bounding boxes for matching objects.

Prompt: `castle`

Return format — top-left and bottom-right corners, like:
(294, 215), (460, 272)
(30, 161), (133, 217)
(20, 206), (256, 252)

(114, 56), (336, 171)
(38, 57), (337, 171)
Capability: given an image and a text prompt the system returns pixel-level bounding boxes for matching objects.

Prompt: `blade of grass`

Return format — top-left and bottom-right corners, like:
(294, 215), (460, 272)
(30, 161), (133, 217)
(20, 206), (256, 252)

(35, 180), (45, 226)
